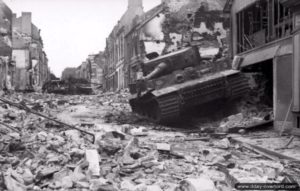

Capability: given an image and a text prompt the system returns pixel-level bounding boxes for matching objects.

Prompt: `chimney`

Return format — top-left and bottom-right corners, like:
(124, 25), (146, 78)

(128, 0), (143, 9)
(21, 12), (32, 36)
(161, 0), (169, 4)
(12, 13), (17, 20)
(12, 13), (17, 26)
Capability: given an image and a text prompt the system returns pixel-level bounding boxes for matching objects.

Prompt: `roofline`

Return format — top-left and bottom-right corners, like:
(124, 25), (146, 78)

(136, 4), (164, 30)
(125, 3), (164, 37)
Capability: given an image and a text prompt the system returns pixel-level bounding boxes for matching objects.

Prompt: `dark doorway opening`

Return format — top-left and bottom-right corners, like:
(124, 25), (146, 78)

(242, 59), (274, 109)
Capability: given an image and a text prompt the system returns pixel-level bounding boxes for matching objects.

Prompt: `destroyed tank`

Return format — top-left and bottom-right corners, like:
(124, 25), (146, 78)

(129, 46), (250, 124)
(42, 78), (93, 95)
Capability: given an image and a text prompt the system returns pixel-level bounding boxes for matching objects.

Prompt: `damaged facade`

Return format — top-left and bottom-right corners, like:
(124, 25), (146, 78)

(0, 1), (13, 90)
(103, 0), (144, 91)
(224, 0), (300, 132)
(92, 52), (104, 87)
(61, 67), (77, 80)
(79, 53), (104, 89)
(12, 12), (50, 91)
(62, 52), (104, 89)
(125, 3), (166, 85)
(75, 61), (91, 81)
(104, 0), (229, 91)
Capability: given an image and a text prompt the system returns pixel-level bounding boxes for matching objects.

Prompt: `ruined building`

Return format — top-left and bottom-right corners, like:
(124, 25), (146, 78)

(125, 3), (165, 85)
(0, 1), (13, 90)
(12, 12), (50, 91)
(91, 52), (104, 87)
(125, 0), (228, 86)
(102, 0), (229, 91)
(75, 61), (91, 81)
(63, 52), (104, 90)
(103, 0), (144, 91)
(61, 67), (77, 80)
(94, 52), (105, 85)
(224, 0), (300, 133)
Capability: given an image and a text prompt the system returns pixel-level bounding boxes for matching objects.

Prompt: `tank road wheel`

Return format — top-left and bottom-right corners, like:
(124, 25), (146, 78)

(155, 93), (181, 124)
(129, 92), (181, 124)
(143, 97), (161, 123)
(129, 98), (141, 114)
(129, 94), (162, 122)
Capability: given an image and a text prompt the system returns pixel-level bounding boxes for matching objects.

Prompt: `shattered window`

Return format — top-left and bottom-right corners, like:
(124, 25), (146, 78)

(236, 0), (292, 53)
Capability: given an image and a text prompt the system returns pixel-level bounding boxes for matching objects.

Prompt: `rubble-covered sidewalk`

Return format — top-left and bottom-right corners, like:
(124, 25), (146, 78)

(0, 91), (300, 191)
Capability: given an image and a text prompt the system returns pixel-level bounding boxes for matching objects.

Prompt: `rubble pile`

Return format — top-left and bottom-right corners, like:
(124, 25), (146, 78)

(213, 70), (274, 134)
(100, 91), (150, 125)
(0, 92), (298, 191)
(218, 95), (273, 134)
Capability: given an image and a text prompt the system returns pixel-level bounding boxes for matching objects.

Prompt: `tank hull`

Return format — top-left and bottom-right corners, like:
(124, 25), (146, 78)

(129, 70), (249, 124)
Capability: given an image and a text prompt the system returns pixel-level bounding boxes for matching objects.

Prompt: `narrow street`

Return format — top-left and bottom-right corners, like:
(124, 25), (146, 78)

(0, 91), (299, 191)
(1, 0), (300, 190)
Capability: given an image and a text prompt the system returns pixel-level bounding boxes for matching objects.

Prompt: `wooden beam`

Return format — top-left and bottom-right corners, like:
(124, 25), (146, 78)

(261, 5), (264, 30)
(280, 0), (300, 7)
(267, 0), (274, 41)
(231, 137), (300, 162)
(277, 0), (280, 38)
(242, 11), (245, 51)
(238, 12), (242, 53)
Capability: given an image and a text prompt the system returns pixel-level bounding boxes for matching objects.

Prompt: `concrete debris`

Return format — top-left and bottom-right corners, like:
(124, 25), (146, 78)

(120, 179), (136, 190)
(85, 149), (101, 177)
(0, 92), (298, 191)
(175, 177), (216, 191)
(95, 132), (124, 156)
(130, 126), (149, 136)
(64, 130), (83, 145)
(146, 185), (163, 191)
(4, 171), (27, 191)
(213, 138), (231, 149)
(156, 143), (171, 151)
(22, 168), (34, 185)
(218, 99), (273, 133)
(229, 169), (268, 183)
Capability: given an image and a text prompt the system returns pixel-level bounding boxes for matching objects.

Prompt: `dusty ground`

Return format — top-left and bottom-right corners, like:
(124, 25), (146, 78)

(0, 91), (299, 191)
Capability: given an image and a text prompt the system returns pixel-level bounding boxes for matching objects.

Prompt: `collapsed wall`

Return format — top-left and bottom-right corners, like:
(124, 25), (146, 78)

(0, 1), (13, 91)
(140, 0), (229, 59)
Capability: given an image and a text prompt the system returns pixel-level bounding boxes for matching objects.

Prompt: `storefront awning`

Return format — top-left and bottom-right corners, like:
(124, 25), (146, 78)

(239, 37), (292, 67)
(240, 45), (279, 67)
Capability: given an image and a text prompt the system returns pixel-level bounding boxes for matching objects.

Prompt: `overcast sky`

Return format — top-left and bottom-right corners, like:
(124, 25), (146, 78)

(5, 0), (161, 77)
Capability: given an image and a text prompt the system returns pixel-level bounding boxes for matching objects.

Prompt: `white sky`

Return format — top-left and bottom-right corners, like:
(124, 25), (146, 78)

(5, 0), (161, 77)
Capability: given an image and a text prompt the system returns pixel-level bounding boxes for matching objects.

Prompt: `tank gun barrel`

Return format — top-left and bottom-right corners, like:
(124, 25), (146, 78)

(143, 62), (167, 80)
(142, 46), (201, 79)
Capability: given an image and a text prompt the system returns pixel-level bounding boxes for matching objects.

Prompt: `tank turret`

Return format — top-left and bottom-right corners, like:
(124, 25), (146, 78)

(129, 46), (250, 124)
(142, 47), (202, 78)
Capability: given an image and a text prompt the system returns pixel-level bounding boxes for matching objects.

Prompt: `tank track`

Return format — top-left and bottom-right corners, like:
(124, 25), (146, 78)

(130, 72), (249, 124)
(155, 93), (181, 123)
(129, 92), (180, 123)
(227, 72), (250, 99)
